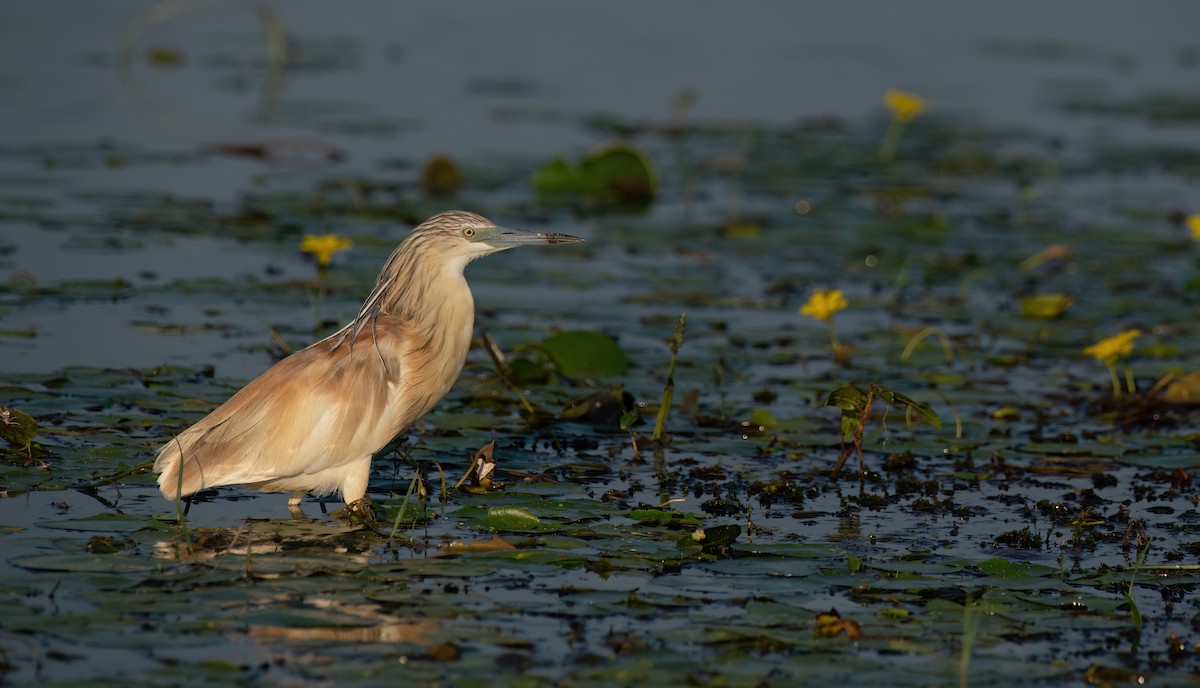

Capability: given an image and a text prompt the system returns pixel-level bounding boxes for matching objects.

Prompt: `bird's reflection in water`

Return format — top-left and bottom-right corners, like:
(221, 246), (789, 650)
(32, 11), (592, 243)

(246, 618), (442, 645)
(150, 519), (375, 568)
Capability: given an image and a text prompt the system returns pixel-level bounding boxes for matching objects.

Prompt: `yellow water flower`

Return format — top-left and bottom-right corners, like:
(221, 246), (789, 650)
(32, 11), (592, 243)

(300, 234), (353, 268)
(884, 89), (926, 124)
(1083, 329), (1140, 365)
(879, 90), (926, 163)
(800, 289), (848, 322)
(1085, 329), (1141, 398)
(1187, 214), (1200, 241)
(801, 289), (850, 363)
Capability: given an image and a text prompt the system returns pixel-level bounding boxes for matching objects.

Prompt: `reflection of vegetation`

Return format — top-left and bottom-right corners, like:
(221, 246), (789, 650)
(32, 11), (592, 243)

(959, 588), (985, 688)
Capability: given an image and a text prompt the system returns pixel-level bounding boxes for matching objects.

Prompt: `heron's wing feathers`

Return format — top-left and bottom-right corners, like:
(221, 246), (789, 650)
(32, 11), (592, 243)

(156, 316), (409, 498)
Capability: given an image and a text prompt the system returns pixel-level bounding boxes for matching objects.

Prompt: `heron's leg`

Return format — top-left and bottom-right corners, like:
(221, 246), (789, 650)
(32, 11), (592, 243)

(288, 491), (305, 507)
(338, 459), (376, 521)
(340, 458), (371, 505)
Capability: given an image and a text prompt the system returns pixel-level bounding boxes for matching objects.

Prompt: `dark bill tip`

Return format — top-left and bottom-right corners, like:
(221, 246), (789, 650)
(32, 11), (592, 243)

(536, 232), (585, 245)
(484, 226), (585, 248)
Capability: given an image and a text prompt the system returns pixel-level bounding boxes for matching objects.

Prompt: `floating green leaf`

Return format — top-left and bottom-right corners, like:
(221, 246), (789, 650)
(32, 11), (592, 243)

(749, 409), (778, 429)
(533, 143), (656, 208)
(531, 158), (575, 193)
(542, 330), (629, 378)
(579, 145), (656, 204)
(628, 508), (702, 528)
(9, 553), (160, 573)
(482, 506), (541, 531)
(1019, 293), (1073, 319)
(976, 558), (1059, 579)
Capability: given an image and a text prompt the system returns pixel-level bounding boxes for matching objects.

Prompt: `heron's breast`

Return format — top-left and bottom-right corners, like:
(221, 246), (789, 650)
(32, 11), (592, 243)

(388, 298), (474, 428)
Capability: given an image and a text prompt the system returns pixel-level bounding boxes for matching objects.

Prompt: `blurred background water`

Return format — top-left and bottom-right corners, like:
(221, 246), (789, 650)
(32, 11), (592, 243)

(4, 1), (1197, 153)
(1, 1), (1197, 375)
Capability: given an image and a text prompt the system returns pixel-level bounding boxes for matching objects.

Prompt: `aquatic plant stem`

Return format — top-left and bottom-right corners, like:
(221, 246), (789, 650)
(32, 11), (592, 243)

(387, 473), (422, 549)
(480, 332), (538, 416)
(1105, 363), (1121, 398)
(827, 321), (841, 352)
(305, 281), (327, 333)
(900, 326), (954, 364)
(651, 313), (686, 443)
(497, 374), (538, 416)
(828, 321), (851, 366)
(258, 314), (292, 356)
(879, 121), (906, 163)
(1125, 537), (1150, 631)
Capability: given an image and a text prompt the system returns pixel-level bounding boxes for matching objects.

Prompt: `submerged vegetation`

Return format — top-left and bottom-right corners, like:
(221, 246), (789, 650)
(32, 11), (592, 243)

(2, 35), (1200, 688)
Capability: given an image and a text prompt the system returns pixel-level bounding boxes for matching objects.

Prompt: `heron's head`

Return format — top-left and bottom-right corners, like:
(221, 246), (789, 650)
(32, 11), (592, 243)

(411, 211), (583, 266)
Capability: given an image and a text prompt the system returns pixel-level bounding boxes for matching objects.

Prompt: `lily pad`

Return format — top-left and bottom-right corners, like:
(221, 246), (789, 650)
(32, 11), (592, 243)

(542, 330), (629, 377)
(481, 506), (542, 530)
(9, 553), (160, 573)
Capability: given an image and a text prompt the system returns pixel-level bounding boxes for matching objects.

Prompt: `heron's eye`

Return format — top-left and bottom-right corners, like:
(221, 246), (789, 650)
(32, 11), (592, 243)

(463, 227), (475, 238)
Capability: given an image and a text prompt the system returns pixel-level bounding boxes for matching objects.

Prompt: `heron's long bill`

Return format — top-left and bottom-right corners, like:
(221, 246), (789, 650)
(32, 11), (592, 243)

(482, 226), (584, 248)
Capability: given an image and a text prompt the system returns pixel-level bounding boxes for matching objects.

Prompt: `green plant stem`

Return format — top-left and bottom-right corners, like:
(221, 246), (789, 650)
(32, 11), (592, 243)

(480, 333), (538, 416)
(1105, 363), (1121, 398)
(502, 376), (538, 416)
(827, 321), (841, 352)
(652, 386), (674, 443)
(900, 326), (954, 364)
(1126, 537), (1150, 631)
(387, 473), (423, 548)
(879, 120), (906, 163)
(306, 281), (327, 331)
(1123, 366), (1136, 395)
(651, 313), (686, 443)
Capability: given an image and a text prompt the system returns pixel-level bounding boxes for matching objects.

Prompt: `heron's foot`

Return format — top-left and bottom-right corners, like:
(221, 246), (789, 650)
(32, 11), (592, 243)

(333, 497), (378, 524)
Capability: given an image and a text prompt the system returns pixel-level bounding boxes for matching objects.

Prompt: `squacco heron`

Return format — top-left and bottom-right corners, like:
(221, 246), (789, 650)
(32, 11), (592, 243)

(154, 210), (582, 509)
